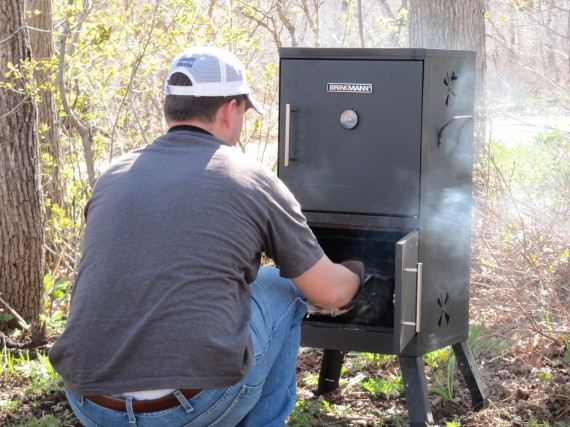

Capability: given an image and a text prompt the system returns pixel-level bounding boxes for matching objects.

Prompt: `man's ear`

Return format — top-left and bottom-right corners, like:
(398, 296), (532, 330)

(219, 99), (237, 128)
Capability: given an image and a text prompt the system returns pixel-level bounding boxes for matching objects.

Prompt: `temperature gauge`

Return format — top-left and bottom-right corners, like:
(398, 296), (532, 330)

(340, 109), (359, 130)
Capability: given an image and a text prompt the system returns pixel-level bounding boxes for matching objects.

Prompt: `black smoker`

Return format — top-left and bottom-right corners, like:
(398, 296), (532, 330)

(277, 48), (488, 426)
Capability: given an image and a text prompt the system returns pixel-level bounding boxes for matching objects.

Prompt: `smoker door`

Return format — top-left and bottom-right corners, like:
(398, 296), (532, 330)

(278, 58), (422, 217)
(395, 230), (420, 353)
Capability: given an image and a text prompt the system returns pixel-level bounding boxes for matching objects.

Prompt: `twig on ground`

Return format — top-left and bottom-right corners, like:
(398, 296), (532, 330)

(0, 294), (29, 330)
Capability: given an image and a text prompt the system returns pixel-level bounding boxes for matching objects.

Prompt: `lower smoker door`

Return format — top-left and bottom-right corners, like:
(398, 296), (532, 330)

(395, 230), (420, 353)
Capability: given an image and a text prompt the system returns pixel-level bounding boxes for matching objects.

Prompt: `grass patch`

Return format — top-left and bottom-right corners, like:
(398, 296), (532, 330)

(361, 375), (404, 399)
(287, 397), (354, 427)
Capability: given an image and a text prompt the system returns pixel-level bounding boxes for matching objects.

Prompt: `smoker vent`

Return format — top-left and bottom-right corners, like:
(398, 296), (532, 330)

(444, 71), (458, 106)
(437, 292), (451, 327)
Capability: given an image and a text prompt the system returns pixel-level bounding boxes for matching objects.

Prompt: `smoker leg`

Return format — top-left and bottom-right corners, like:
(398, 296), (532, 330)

(399, 356), (434, 427)
(317, 349), (345, 395)
(452, 341), (488, 411)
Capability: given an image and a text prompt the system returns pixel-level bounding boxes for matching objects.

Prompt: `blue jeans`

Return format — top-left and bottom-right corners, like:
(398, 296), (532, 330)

(66, 267), (307, 427)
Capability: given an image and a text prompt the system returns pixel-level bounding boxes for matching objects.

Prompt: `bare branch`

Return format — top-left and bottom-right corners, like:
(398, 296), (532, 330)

(0, 294), (30, 330)
(276, 0), (297, 47)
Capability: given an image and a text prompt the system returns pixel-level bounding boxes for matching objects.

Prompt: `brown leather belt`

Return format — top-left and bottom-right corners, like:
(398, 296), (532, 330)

(85, 389), (203, 413)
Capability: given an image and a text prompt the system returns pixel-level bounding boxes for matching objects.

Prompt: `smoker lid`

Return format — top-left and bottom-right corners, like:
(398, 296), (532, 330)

(279, 47), (476, 61)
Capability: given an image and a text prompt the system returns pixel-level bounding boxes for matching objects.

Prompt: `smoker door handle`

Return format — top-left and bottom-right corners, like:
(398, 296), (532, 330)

(403, 262), (423, 333)
(438, 115), (473, 147)
(415, 262), (423, 333)
(284, 103), (294, 166)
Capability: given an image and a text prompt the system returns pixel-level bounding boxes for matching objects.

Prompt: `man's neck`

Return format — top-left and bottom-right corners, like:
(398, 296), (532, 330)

(168, 119), (213, 133)
(167, 119), (231, 144)
(167, 124), (213, 137)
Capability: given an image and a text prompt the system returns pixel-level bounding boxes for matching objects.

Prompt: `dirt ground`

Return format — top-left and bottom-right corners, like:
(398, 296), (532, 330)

(1, 322), (569, 427)
(291, 334), (570, 426)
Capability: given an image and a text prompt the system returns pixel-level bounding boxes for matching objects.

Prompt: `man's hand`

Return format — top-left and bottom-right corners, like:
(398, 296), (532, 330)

(306, 303), (355, 317)
(306, 259), (366, 317)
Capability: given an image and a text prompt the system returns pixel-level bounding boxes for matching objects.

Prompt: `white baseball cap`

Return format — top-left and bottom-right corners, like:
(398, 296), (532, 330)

(164, 46), (264, 115)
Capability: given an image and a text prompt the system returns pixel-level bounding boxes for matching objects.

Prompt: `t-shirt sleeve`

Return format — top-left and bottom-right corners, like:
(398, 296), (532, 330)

(261, 174), (324, 278)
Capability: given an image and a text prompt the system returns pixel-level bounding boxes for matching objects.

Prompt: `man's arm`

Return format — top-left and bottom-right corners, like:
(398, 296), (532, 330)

(291, 255), (360, 309)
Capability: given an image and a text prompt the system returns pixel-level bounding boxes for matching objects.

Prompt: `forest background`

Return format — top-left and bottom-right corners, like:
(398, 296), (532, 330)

(0, 0), (569, 426)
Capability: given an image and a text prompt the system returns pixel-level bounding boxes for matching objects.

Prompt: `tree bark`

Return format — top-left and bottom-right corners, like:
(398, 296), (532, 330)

(28, 0), (64, 271)
(408, 0), (486, 103)
(0, 0), (45, 330)
(28, 0), (63, 210)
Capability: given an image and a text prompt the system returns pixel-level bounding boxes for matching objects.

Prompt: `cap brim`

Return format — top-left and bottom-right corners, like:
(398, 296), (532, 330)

(246, 94), (264, 115)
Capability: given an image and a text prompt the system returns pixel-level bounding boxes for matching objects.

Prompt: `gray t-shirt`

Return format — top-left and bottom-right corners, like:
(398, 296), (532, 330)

(48, 127), (324, 395)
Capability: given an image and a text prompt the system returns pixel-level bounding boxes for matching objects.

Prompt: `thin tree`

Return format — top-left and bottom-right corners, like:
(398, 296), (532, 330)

(28, 0), (64, 209)
(0, 0), (45, 338)
(56, 4), (97, 189)
(28, 0), (65, 272)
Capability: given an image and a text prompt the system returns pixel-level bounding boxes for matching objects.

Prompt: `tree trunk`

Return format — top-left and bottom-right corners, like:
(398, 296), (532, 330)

(408, 0), (487, 158)
(28, 0), (63, 210)
(0, 0), (45, 331)
(55, 3), (97, 190)
(566, 3), (570, 83)
(409, 0), (486, 103)
(356, 0), (365, 48)
(28, 0), (64, 270)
